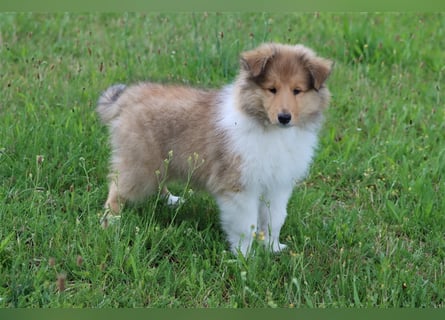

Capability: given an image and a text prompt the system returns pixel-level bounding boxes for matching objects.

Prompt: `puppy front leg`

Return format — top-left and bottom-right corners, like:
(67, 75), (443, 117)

(258, 188), (292, 253)
(216, 192), (259, 256)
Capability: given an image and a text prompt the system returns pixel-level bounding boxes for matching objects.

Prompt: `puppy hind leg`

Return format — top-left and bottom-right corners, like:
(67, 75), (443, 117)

(104, 180), (125, 214)
(101, 168), (156, 227)
(101, 180), (125, 228)
(162, 186), (184, 206)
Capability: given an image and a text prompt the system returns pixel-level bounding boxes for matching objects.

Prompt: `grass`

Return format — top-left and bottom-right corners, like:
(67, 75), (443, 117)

(0, 12), (444, 307)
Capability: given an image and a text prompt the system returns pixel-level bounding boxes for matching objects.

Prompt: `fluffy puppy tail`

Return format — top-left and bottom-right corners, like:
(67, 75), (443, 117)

(96, 84), (127, 124)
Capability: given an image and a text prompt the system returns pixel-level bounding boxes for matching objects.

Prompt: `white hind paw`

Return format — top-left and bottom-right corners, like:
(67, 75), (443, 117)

(166, 194), (185, 206)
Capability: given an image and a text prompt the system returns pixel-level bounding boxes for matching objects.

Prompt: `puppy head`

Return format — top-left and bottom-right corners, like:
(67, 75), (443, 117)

(238, 43), (333, 128)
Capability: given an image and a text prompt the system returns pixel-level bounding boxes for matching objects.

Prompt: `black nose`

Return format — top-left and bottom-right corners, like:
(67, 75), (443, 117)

(277, 112), (292, 125)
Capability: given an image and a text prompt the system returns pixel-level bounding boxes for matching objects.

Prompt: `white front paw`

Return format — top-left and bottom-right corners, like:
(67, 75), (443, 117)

(271, 242), (287, 253)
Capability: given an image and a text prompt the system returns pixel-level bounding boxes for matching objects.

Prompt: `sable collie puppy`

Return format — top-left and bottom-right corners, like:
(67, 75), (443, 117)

(97, 43), (333, 255)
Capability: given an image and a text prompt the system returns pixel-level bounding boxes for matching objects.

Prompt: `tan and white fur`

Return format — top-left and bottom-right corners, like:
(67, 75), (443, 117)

(97, 43), (333, 255)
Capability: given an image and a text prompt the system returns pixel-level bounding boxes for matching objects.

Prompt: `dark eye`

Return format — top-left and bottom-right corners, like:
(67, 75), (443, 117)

(293, 89), (301, 95)
(268, 88), (277, 94)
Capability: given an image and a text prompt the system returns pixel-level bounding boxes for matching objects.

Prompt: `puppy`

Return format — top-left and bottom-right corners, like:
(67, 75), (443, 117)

(97, 43), (333, 255)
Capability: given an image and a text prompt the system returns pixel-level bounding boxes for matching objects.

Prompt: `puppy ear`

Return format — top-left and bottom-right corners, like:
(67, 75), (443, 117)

(240, 44), (275, 77)
(307, 57), (334, 90)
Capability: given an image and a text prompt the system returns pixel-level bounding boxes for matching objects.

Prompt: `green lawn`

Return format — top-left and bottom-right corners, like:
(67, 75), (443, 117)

(0, 12), (444, 307)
